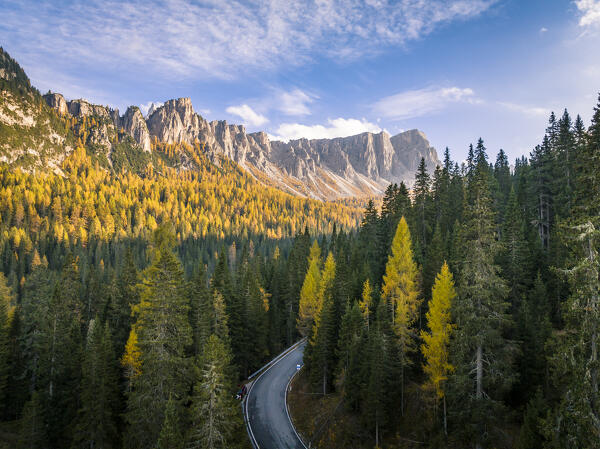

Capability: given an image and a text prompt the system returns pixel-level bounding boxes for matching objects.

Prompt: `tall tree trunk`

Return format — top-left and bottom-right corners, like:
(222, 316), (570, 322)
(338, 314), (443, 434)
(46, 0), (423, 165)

(375, 413), (379, 448)
(475, 344), (483, 449)
(443, 395), (448, 437)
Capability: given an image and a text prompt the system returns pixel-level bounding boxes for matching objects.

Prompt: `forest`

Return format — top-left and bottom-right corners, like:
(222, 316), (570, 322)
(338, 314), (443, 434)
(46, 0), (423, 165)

(0, 72), (599, 448)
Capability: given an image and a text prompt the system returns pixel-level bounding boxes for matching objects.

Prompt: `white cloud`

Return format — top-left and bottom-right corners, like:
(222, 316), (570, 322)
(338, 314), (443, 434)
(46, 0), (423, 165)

(278, 89), (315, 116)
(498, 102), (550, 117)
(1, 0), (499, 80)
(575, 0), (600, 27)
(269, 118), (382, 142)
(372, 86), (480, 120)
(540, 27), (548, 33)
(226, 104), (269, 127)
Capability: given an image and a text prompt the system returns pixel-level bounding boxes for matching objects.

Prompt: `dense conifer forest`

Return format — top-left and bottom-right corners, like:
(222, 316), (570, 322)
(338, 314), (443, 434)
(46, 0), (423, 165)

(1, 42), (599, 448)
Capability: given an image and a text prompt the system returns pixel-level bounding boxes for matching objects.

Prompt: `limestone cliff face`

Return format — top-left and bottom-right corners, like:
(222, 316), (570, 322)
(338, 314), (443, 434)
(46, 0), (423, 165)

(43, 93), (68, 116)
(119, 107), (151, 153)
(42, 94), (440, 199)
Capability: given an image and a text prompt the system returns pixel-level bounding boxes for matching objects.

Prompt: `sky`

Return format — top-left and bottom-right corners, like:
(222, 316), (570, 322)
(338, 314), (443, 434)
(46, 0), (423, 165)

(1, 0), (600, 163)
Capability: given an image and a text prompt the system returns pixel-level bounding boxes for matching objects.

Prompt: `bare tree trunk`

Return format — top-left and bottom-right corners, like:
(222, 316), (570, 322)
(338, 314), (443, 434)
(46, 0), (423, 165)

(400, 358), (404, 416)
(375, 413), (379, 448)
(475, 344), (483, 449)
(49, 315), (57, 398)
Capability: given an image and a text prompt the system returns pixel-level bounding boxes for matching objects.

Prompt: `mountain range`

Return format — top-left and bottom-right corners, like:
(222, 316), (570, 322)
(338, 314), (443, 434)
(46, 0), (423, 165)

(1, 48), (440, 200)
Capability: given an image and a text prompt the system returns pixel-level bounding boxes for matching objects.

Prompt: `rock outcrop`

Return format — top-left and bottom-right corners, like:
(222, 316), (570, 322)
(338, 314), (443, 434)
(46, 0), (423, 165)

(120, 106), (151, 153)
(43, 93), (68, 116)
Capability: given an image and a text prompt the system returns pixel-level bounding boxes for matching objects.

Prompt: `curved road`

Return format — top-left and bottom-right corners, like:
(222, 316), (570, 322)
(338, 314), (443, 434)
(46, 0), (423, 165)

(245, 341), (307, 449)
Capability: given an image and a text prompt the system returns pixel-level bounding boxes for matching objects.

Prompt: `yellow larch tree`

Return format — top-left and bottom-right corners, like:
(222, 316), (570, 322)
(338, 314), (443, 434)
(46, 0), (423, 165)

(421, 261), (455, 434)
(359, 279), (373, 330)
(381, 215), (420, 415)
(297, 241), (321, 337)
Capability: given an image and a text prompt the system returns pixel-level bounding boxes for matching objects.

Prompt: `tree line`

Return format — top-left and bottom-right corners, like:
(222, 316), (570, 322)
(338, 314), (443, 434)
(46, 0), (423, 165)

(1, 93), (599, 448)
(297, 95), (600, 448)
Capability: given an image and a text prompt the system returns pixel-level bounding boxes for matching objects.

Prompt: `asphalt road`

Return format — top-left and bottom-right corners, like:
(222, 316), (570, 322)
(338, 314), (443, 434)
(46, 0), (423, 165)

(245, 341), (307, 449)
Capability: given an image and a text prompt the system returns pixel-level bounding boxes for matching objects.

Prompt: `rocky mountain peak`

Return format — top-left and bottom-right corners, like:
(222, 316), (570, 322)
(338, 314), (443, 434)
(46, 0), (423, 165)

(40, 91), (440, 200)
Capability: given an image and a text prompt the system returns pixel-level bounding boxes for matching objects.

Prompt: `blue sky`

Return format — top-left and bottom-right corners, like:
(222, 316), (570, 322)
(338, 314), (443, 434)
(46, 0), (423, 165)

(1, 0), (600, 163)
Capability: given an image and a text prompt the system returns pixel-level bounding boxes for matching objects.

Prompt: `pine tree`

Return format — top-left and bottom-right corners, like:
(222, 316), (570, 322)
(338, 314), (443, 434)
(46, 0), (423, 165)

(297, 241), (321, 337)
(157, 395), (184, 449)
(17, 391), (45, 449)
(188, 335), (240, 449)
(189, 264), (211, 356)
(72, 320), (119, 449)
(381, 216), (420, 414)
(421, 262), (456, 435)
(413, 157), (432, 260)
(546, 96), (600, 446)
(41, 254), (84, 447)
(448, 141), (513, 448)
(109, 247), (139, 356)
(365, 328), (388, 448)
(125, 226), (192, 449)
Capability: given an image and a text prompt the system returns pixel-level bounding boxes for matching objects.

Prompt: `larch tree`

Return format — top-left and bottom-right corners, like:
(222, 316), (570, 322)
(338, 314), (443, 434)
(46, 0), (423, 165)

(359, 279), (373, 330)
(0, 273), (14, 411)
(381, 216), (420, 415)
(297, 240), (321, 337)
(421, 261), (456, 435)
(310, 252), (337, 395)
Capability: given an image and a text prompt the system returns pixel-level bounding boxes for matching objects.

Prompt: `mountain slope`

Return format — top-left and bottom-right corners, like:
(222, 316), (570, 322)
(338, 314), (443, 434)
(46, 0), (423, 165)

(1, 47), (440, 200)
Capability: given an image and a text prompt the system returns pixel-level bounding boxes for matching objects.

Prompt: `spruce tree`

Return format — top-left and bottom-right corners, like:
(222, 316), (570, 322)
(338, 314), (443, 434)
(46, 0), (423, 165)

(157, 395), (184, 449)
(547, 95), (600, 448)
(188, 335), (240, 449)
(125, 226), (192, 449)
(72, 320), (119, 449)
(189, 264), (211, 357)
(448, 141), (513, 448)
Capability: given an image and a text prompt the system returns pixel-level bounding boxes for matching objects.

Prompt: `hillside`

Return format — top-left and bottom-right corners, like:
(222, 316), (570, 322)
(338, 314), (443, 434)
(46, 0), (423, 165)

(1, 47), (439, 200)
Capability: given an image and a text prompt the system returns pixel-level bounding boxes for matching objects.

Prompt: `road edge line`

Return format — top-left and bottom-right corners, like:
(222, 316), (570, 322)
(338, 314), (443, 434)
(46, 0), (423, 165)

(285, 366), (309, 449)
(244, 339), (306, 449)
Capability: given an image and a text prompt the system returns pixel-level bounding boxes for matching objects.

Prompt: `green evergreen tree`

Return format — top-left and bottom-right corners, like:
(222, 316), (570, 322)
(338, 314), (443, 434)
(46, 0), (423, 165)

(448, 140), (513, 449)
(0, 273), (13, 413)
(157, 395), (184, 449)
(125, 226), (192, 449)
(17, 391), (46, 449)
(188, 335), (241, 449)
(72, 320), (119, 449)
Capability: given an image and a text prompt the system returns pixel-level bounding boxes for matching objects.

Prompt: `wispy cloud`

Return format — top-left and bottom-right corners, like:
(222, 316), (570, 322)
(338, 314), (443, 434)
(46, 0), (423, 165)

(270, 117), (382, 142)
(372, 86), (480, 120)
(0, 0), (499, 80)
(575, 0), (600, 27)
(540, 27), (548, 33)
(226, 104), (269, 126)
(498, 102), (550, 117)
(278, 89), (315, 116)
